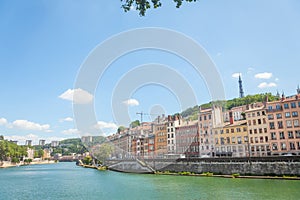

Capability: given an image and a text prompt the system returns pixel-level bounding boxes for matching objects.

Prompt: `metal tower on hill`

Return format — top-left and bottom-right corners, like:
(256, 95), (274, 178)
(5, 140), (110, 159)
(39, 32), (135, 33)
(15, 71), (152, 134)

(238, 74), (244, 98)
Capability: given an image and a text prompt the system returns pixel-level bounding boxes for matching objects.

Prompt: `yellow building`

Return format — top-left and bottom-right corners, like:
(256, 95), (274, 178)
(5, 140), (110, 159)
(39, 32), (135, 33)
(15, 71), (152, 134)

(215, 119), (249, 157)
(245, 104), (270, 156)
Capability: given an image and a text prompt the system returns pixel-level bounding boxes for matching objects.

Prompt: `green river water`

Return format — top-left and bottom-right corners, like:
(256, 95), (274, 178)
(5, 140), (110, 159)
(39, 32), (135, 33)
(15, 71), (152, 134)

(0, 162), (299, 200)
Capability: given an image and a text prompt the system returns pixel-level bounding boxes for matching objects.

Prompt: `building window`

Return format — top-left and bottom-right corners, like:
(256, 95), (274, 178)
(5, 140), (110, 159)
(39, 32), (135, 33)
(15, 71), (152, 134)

(297, 142), (300, 150)
(276, 104), (282, 110)
(220, 130), (224, 134)
(204, 116), (207, 120)
(221, 138), (224, 145)
(271, 132), (276, 140)
(215, 138), (219, 144)
(255, 137), (258, 143)
(227, 137), (230, 144)
(248, 120), (251, 125)
(243, 127), (247, 132)
(276, 113), (282, 119)
(249, 130), (253, 134)
(258, 119), (262, 124)
(226, 129), (229, 134)
(252, 113), (255, 117)
(263, 118), (266, 124)
(294, 119), (299, 127)
(268, 114), (274, 120)
(209, 115), (211, 120)
(298, 101), (300, 107)
(291, 102), (296, 108)
(292, 111), (298, 117)
(295, 130), (300, 138)
(237, 137), (242, 144)
(231, 129), (234, 133)
(278, 121), (284, 129)
(254, 129), (257, 134)
(244, 136), (248, 142)
(199, 116), (202, 121)
(288, 131), (294, 139)
(236, 128), (241, 132)
(264, 128), (267, 133)
(269, 122), (275, 129)
(272, 143), (278, 150)
(257, 112), (260, 116)
(286, 120), (292, 128)
(281, 142), (287, 150)
(268, 106), (273, 111)
(285, 112), (291, 118)
(284, 103), (289, 109)
(260, 136), (264, 143)
(253, 120), (256, 125)
(279, 132), (285, 139)
(232, 137), (236, 143)
(259, 128), (263, 133)
(290, 142), (296, 150)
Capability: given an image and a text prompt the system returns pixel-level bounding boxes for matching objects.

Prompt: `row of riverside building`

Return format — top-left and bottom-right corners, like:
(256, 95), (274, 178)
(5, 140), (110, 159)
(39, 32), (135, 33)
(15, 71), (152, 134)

(107, 90), (300, 159)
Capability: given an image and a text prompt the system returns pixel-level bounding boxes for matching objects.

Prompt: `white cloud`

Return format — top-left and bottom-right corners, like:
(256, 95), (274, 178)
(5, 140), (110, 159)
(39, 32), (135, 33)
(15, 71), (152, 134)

(0, 117), (8, 126)
(59, 88), (93, 104)
(10, 120), (50, 132)
(61, 128), (80, 135)
(217, 52), (222, 56)
(94, 121), (118, 136)
(254, 72), (272, 79)
(94, 121), (118, 129)
(232, 73), (241, 78)
(275, 78), (279, 81)
(59, 117), (73, 122)
(122, 98), (139, 106)
(258, 82), (277, 89)
(247, 67), (255, 74)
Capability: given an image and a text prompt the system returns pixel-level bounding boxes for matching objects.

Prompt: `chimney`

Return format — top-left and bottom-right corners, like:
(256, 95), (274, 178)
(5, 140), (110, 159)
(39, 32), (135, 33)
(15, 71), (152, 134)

(229, 111), (234, 124)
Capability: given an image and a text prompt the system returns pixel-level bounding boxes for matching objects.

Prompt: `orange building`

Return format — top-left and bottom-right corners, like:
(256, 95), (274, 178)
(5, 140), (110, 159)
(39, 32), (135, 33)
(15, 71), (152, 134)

(154, 120), (167, 158)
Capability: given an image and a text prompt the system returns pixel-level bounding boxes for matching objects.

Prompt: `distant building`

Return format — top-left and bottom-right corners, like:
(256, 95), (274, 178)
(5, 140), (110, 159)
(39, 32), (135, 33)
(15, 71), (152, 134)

(215, 119), (249, 157)
(43, 148), (51, 159)
(26, 148), (34, 159)
(199, 108), (214, 157)
(154, 116), (168, 158)
(245, 104), (270, 157)
(266, 93), (300, 155)
(81, 136), (93, 143)
(25, 140), (32, 146)
(51, 141), (59, 147)
(39, 139), (46, 146)
(175, 120), (199, 158)
(10, 140), (18, 145)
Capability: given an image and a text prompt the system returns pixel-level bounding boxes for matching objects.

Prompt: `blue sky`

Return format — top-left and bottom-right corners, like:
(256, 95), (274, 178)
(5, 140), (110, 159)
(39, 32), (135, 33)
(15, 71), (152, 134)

(0, 0), (300, 144)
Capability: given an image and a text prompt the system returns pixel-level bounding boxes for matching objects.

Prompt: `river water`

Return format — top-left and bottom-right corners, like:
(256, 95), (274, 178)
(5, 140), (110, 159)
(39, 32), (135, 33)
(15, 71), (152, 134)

(0, 162), (299, 200)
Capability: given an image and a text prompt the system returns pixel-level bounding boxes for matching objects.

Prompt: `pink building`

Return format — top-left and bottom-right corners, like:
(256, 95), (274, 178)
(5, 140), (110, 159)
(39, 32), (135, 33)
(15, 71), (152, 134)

(267, 93), (300, 155)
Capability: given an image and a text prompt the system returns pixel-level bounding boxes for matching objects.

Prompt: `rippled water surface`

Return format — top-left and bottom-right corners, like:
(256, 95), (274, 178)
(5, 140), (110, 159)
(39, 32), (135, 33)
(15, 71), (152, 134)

(0, 162), (299, 200)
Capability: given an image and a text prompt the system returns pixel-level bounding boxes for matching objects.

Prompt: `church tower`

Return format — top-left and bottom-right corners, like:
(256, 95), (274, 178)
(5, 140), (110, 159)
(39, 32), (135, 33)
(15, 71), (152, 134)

(238, 74), (244, 98)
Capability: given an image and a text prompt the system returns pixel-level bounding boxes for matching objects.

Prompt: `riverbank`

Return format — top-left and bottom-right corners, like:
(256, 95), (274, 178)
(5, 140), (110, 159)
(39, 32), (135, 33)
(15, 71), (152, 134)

(155, 171), (300, 180)
(0, 160), (57, 168)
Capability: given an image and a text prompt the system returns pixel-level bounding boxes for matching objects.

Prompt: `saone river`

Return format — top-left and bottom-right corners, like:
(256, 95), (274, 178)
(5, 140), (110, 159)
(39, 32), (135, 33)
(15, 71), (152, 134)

(0, 162), (299, 200)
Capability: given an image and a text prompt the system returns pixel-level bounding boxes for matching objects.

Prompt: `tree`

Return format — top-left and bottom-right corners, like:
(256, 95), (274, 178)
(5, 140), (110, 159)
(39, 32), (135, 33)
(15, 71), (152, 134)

(93, 143), (114, 162)
(121, 0), (197, 16)
(117, 126), (126, 134)
(130, 120), (140, 128)
(83, 155), (93, 165)
(0, 135), (4, 140)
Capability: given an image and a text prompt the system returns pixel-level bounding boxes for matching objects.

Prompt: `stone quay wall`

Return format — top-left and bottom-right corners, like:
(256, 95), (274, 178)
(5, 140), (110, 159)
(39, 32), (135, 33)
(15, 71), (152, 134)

(106, 156), (300, 176)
